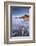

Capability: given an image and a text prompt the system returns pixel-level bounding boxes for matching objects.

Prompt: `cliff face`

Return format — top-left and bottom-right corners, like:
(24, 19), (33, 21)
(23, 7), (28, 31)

(18, 15), (29, 21)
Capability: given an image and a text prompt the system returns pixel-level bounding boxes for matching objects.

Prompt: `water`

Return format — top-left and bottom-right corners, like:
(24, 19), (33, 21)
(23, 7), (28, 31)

(12, 16), (29, 30)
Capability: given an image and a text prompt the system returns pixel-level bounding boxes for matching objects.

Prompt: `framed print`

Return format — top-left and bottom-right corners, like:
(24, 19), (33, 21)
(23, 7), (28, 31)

(4, 1), (35, 44)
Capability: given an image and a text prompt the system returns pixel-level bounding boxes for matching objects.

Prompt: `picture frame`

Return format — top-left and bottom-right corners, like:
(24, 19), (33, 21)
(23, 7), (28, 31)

(4, 1), (35, 44)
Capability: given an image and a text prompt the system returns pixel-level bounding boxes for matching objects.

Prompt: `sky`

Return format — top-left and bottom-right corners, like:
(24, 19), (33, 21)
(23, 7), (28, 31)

(10, 6), (30, 17)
